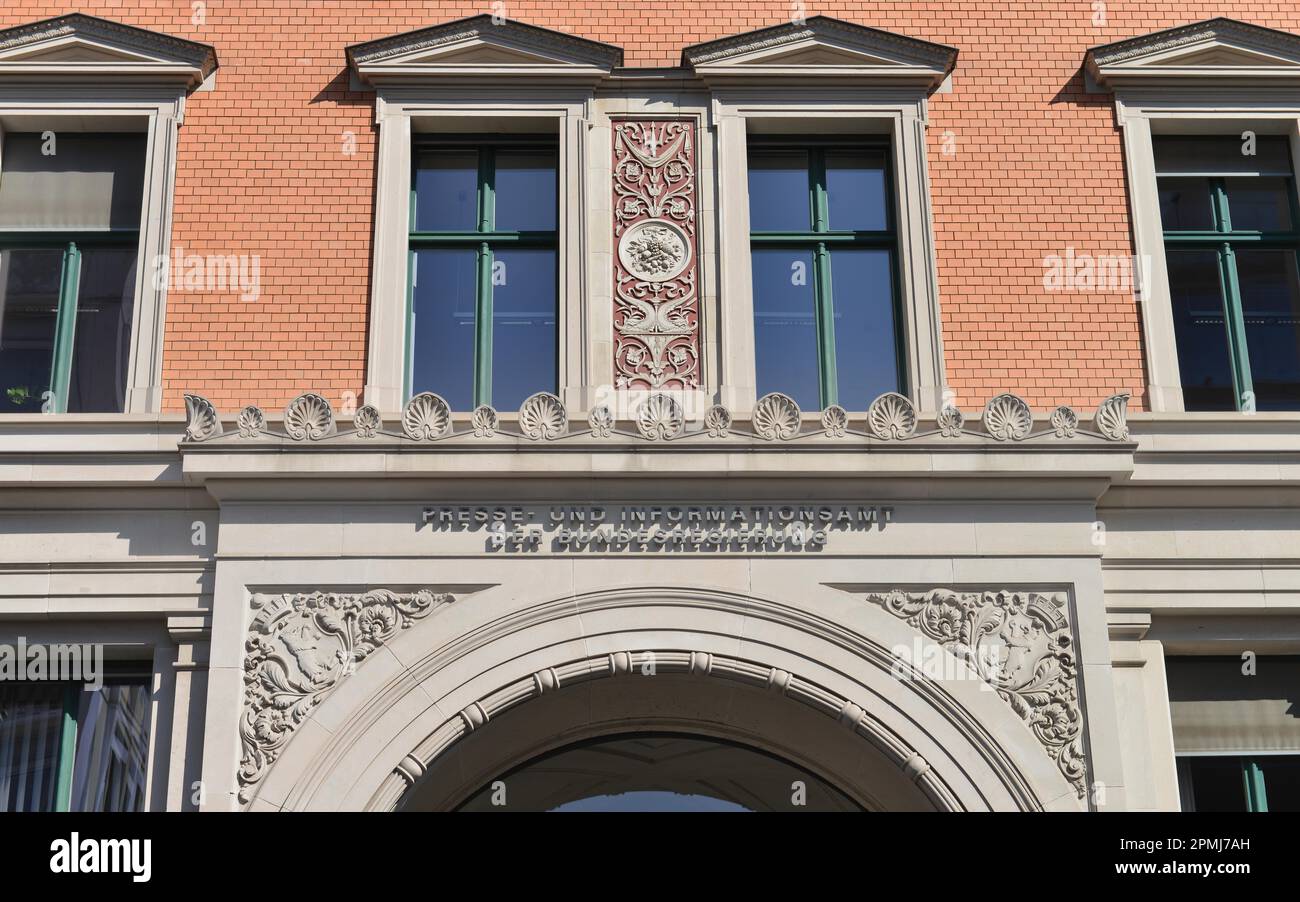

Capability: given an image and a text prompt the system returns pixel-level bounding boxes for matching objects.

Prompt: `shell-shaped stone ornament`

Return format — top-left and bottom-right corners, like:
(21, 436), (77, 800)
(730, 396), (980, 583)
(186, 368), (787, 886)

(982, 393), (1033, 441)
(636, 393), (685, 440)
(519, 392), (568, 441)
(471, 405), (498, 438)
(353, 405), (382, 438)
(937, 404), (965, 438)
(587, 405), (615, 438)
(752, 393), (801, 441)
(236, 405), (265, 439)
(704, 405), (731, 438)
(1050, 405), (1079, 439)
(403, 392), (452, 440)
(821, 405), (848, 438)
(1094, 392), (1130, 441)
(283, 393), (335, 441)
(867, 392), (917, 440)
(183, 394), (223, 442)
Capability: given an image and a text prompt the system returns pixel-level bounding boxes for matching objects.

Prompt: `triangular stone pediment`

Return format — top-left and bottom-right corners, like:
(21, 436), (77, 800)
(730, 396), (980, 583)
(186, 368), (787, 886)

(0, 14), (216, 87)
(682, 16), (957, 89)
(348, 15), (622, 86)
(1087, 18), (1300, 88)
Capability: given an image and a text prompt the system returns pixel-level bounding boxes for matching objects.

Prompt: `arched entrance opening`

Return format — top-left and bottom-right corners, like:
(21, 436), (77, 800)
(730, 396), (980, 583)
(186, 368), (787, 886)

(392, 668), (938, 811)
(448, 733), (863, 812)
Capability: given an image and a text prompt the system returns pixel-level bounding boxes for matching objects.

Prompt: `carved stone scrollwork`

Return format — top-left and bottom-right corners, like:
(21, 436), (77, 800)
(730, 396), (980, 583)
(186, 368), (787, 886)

(867, 392), (917, 440)
(183, 393), (223, 442)
(704, 404), (732, 438)
(636, 393), (685, 440)
(284, 393), (336, 441)
(982, 393), (1033, 441)
(236, 405), (265, 439)
(353, 405), (382, 438)
(239, 588), (454, 803)
(587, 405), (615, 438)
(1050, 405), (1079, 438)
(1093, 392), (1130, 441)
(821, 405), (848, 438)
(403, 392), (452, 440)
(752, 392), (801, 441)
(612, 119), (701, 390)
(518, 392), (568, 441)
(865, 588), (1087, 798)
(470, 405), (498, 438)
(936, 404), (965, 438)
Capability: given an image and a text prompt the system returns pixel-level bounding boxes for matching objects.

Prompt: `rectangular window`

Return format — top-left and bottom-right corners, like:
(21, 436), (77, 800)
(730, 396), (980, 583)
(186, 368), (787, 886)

(1167, 655), (1300, 811)
(0, 133), (145, 414)
(1156, 135), (1300, 411)
(0, 670), (152, 812)
(748, 140), (901, 411)
(408, 140), (558, 412)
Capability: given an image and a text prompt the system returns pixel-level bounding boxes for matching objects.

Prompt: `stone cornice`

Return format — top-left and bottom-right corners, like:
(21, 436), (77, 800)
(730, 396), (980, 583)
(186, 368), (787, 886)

(683, 15), (956, 71)
(0, 13), (217, 86)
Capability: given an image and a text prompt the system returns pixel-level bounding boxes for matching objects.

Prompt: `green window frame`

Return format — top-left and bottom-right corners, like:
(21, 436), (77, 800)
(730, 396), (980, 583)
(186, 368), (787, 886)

(1177, 754), (1300, 812)
(748, 137), (904, 409)
(0, 231), (139, 413)
(1159, 142), (1300, 411)
(406, 137), (558, 408)
(1, 668), (152, 812)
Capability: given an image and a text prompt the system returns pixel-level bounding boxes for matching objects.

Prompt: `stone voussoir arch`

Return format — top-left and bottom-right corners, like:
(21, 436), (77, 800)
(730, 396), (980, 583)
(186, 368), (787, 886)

(243, 586), (1085, 812)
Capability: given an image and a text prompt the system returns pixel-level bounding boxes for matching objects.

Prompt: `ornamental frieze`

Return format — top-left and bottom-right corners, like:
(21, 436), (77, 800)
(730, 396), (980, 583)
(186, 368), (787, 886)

(181, 390), (1132, 446)
(611, 119), (701, 390)
(865, 588), (1088, 798)
(239, 589), (453, 803)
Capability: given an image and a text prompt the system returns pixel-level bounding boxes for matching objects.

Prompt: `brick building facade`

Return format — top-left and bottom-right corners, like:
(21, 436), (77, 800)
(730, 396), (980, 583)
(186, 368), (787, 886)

(1, 3), (1299, 812)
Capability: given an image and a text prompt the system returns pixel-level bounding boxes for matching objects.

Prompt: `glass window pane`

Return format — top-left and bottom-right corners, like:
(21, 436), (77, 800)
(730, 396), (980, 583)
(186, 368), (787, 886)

(826, 150), (888, 231)
(1236, 249), (1300, 410)
(491, 248), (556, 411)
(1184, 757), (1248, 812)
(748, 150), (810, 232)
(0, 682), (65, 812)
(69, 682), (151, 812)
(1167, 250), (1236, 411)
(0, 133), (146, 231)
(1258, 755), (1300, 811)
(1154, 135), (1292, 176)
(494, 150), (557, 232)
(66, 247), (137, 413)
(1157, 178), (1215, 231)
(752, 247), (819, 409)
(411, 248), (477, 410)
(0, 248), (63, 413)
(1224, 177), (1294, 231)
(828, 249), (900, 404)
(413, 150), (478, 232)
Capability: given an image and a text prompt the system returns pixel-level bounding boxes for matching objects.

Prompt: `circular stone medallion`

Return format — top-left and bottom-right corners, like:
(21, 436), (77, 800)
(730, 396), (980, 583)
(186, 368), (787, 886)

(618, 219), (690, 282)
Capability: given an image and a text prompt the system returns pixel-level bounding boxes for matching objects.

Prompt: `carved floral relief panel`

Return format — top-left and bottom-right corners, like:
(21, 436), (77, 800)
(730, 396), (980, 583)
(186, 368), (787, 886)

(612, 119), (701, 390)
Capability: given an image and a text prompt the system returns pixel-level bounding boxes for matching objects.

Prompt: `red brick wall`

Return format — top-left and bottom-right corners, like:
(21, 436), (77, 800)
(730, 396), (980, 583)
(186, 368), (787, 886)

(5, 2), (1297, 413)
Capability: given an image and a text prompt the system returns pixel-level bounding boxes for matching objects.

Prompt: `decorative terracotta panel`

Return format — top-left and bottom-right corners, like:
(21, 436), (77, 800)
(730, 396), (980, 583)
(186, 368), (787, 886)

(611, 119), (700, 390)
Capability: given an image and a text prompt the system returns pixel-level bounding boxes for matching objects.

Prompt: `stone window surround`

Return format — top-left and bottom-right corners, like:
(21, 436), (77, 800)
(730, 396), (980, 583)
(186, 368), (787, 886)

(0, 89), (184, 415)
(712, 88), (946, 415)
(1114, 90), (1300, 413)
(365, 89), (591, 415)
(367, 86), (946, 418)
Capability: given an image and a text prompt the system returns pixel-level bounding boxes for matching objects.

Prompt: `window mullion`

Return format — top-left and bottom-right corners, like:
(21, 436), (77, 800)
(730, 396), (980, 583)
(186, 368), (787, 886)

(1242, 758), (1268, 812)
(1210, 178), (1254, 411)
(53, 684), (79, 812)
(49, 242), (82, 414)
(473, 150), (497, 408)
(810, 150), (835, 407)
